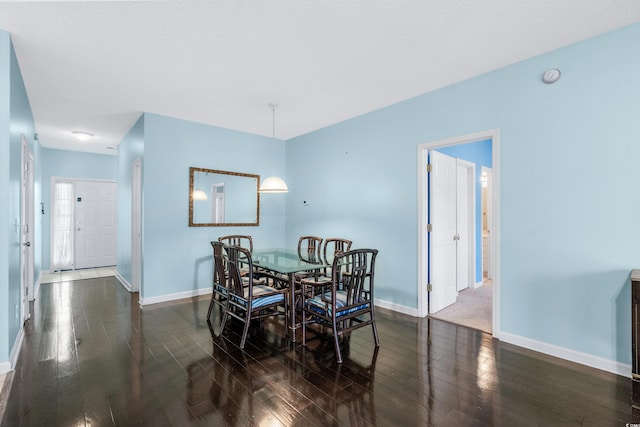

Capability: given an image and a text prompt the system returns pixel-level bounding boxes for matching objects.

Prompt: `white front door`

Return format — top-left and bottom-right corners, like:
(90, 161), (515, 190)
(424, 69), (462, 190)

(429, 150), (458, 314)
(75, 180), (117, 269)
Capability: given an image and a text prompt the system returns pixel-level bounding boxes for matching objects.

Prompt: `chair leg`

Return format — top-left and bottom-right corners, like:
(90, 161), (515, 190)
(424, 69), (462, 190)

(220, 308), (229, 331)
(302, 314), (307, 346)
(333, 322), (343, 364)
(207, 294), (216, 320)
(371, 310), (380, 346)
(240, 315), (250, 349)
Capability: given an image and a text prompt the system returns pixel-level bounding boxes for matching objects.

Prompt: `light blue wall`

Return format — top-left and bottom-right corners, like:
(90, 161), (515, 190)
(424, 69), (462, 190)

(0, 30), (11, 368)
(437, 138), (492, 283)
(40, 148), (118, 271)
(286, 23), (640, 365)
(1, 31), (36, 367)
(116, 115), (144, 286)
(139, 113), (286, 300)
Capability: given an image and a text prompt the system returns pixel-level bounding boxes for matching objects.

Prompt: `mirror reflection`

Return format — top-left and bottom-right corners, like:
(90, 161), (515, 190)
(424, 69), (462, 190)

(189, 167), (260, 226)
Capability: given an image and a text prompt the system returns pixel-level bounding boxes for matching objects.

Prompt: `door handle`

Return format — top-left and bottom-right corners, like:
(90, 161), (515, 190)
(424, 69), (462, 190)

(23, 242), (31, 247)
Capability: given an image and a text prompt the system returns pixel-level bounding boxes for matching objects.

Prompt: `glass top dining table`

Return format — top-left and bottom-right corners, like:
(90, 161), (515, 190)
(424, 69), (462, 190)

(252, 249), (328, 342)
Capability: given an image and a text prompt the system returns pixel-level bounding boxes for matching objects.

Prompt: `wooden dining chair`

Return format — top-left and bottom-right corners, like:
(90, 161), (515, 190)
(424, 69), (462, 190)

(294, 236), (323, 283)
(300, 237), (353, 291)
(218, 235), (253, 253)
(301, 248), (379, 363)
(220, 245), (288, 349)
(219, 235), (253, 276)
(207, 241), (228, 320)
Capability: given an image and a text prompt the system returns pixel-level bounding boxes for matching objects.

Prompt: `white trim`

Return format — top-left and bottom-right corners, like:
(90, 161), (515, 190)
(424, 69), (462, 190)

(500, 331), (631, 377)
(9, 327), (24, 369)
(114, 270), (132, 292)
(473, 281), (484, 289)
(417, 129), (501, 341)
(139, 287), (212, 307)
(131, 158), (142, 293)
(34, 271), (42, 299)
(0, 361), (11, 375)
(374, 298), (418, 317)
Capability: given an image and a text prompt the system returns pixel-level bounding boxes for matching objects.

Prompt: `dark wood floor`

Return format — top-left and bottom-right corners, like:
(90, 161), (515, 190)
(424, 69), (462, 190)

(2, 277), (639, 426)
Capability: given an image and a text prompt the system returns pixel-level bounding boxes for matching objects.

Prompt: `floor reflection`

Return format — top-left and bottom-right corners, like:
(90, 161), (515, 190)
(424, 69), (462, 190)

(2, 277), (639, 426)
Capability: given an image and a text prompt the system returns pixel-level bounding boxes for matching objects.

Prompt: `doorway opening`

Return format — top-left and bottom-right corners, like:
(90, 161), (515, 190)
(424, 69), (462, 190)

(417, 129), (500, 336)
(51, 178), (117, 271)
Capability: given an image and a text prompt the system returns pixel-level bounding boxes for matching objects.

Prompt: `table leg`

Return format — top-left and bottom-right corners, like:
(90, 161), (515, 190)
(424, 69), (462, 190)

(288, 272), (298, 342)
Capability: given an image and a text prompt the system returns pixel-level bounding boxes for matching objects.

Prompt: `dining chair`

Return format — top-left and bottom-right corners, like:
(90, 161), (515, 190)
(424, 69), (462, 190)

(219, 235), (253, 276)
(297, 235), (323, 263)
(207, 241), (228, 320)
(301, 248), (379, 363)
(300, 237), (353, 291)
(218, 235), (253, 253)
(294, 235), (323, 283)
(220, 245), (288, 349)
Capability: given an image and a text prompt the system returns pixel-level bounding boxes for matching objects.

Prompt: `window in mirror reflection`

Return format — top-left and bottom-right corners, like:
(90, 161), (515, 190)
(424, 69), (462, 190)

(189, 167), (260, 227)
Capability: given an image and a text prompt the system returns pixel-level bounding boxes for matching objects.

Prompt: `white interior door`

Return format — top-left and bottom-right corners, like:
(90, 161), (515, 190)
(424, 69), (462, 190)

(456, 159), (475, 291)
(75, 180), (117, 269)
(429, 150), (458, 314)
(20, 135), (34, 321)
(131, 159), (142, 292)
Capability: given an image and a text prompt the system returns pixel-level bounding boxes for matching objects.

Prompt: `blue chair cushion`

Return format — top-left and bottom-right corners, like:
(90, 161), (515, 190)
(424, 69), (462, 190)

(213, 283), (228, 294)
(307, 290), (369, 317)
(229, 285), (284, 309)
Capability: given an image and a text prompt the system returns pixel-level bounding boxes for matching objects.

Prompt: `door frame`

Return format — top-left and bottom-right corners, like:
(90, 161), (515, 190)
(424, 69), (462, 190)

(417, 129), (501, 337)
(20, 135), (34, 321)
(131, 158), (142, 293)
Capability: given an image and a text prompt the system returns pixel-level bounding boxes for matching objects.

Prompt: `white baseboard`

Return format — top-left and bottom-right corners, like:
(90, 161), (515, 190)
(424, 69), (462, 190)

(374, 298), (418, 317)
(473, 281), (484, 289)
(0, 361), (11, 375)
(140, 287), (212, 307)
(114, 271), (132, 292)
(500, 330), (631, 378)
(34, 271), (42, 300)
(8, 327), (24, 371)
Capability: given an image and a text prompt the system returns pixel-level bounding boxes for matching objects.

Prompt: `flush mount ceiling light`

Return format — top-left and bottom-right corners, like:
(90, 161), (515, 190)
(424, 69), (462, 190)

(260, 104), (289, 193)
(72, 131), (93, 141)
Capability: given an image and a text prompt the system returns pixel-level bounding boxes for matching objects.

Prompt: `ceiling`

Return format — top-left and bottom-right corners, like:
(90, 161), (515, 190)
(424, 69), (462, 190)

(1, 1), (640, 155)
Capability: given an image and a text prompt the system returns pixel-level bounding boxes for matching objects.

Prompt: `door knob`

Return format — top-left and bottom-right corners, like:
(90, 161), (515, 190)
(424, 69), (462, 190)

(23, 242), (31, 247)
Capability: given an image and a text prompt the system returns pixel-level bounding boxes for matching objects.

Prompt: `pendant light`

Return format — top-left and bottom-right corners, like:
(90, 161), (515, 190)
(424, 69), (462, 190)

(193, 172), (208, 200)
(260, 104), (289, 193)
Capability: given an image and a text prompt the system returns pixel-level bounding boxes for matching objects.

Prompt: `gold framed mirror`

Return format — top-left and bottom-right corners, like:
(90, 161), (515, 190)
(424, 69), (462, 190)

(189, 167), (260, 226)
